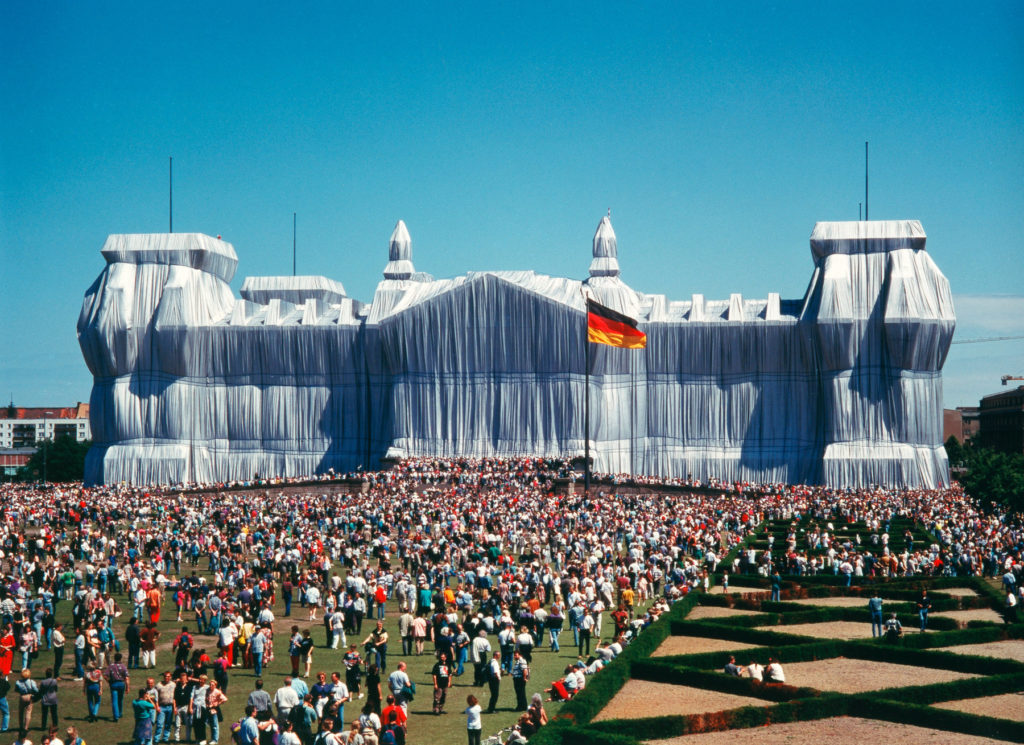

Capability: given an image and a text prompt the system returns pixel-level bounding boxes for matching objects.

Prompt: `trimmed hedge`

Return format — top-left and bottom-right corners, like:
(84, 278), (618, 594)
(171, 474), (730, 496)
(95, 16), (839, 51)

(669, 620), (812, 647)
(869, 671), (1024, 706)
(554, 592), (699, 726)
(629, 661), (821, 702)
(844, 640), (1024, 675)
(586, 694), (850, 740)
(849, 697), (1024, 743)
(529, 522), (1024, 745)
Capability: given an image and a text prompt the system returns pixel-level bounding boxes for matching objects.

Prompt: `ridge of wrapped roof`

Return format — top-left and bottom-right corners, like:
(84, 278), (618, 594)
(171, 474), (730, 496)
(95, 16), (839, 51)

(101, 233), (238, 283)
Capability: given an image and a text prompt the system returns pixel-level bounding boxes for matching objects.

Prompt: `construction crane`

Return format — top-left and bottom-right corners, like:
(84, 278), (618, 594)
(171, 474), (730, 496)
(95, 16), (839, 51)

(951, 335), (1024, 345)
(1001, 375), (1024, 386)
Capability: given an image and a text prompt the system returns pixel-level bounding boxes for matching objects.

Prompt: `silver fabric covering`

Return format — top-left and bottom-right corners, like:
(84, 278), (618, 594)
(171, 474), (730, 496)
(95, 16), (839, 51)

(78, 219), (955, 488)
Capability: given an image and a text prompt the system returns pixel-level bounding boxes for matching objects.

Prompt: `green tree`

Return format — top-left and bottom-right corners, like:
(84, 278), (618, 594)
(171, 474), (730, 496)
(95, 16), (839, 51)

(960, 447), (1024, 514)
(19, 435), (92, 483)
(944, 435), (966, 468)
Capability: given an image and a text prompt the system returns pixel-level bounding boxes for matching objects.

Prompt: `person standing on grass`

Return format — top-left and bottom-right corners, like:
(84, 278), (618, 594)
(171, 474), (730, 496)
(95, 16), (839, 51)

(249, 623), (267, 677)
(51, 625), (65, 680)
(125, 618), (141, 670)
(0, 625), (16, 679)
(343, 645), (363, 700)
(189, 674), (209, 745)
(38, 669), (58, 731)
(386, 662), (410, 713)
(82, 664), (102, 723)
(431, 651), (452, 715)
(362, 622), (388, 674)
(275, 676), (301, 725)
(205, 679), (228, 745)
(213, 649), (231, 694)
(105, 652), (129, 722)
(173, 671), (194, 743)
(329, 607), (345, 651)
(154, 670), (176, 743)
(147, 585), (163, 625)
(131, 687), (156, 745)
(290, 693), (318, 745)
(510, 650), (529, 711)
(15, 669), (37, 732)
(465, 694), (482, 745)
(485, 652), (501, 714)
(289, 627), (304, 677)
(0, 671), (10, 733)
(172, 627), (193, 669)
(577, 610), (593, 657)
(19, 624), (38, 672)
(300, 629), (315, 679)
(238, 705), (259, 745)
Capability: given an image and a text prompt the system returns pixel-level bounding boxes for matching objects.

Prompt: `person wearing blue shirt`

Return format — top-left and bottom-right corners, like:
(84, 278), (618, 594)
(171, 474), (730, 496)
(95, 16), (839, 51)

(868, 594), (884, 637)
(238, 704), (260, 745)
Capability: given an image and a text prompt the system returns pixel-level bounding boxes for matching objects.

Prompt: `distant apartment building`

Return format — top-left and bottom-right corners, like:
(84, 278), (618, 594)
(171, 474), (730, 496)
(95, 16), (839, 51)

(978, 386), (1024, 456)
(0, 402), (92, 449)
(943, 406), (980, 444)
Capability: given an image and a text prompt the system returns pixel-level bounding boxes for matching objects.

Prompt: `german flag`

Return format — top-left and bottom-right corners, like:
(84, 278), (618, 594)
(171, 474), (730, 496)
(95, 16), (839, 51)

(587, 298), (647, 349)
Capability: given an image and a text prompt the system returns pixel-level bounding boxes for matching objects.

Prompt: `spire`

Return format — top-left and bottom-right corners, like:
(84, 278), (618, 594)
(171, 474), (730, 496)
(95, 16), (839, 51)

(589, 215), (620, 278)
(384, 220), (414, 280)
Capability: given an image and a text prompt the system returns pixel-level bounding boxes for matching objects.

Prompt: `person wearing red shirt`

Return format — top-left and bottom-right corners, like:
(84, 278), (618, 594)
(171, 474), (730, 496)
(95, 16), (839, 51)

(381, 694), (408, 744)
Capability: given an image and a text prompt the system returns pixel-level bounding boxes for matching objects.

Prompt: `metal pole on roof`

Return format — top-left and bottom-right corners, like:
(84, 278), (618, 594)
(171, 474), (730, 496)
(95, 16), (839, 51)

(293, 212), (297, 276)
(859, 203), (862, 221)
(169, 157), (173, 233)
(864, 142), (869, 221)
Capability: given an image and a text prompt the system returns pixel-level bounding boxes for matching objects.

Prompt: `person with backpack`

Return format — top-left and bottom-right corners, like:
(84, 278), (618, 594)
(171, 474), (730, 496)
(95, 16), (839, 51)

(172, 626), (193, 668)
(312, 717), (342, 745)
(289, 693), (318, 745)
(379, 708), (403, 745)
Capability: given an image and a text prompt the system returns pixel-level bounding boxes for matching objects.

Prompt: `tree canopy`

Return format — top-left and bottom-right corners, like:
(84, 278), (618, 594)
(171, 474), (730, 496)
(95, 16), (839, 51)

(19, 435), (91, 483)
(948, 438), (1024, 514)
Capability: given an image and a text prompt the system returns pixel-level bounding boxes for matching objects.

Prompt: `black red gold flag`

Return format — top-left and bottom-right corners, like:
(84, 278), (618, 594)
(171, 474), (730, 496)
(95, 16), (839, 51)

(587, 298), (646, 349)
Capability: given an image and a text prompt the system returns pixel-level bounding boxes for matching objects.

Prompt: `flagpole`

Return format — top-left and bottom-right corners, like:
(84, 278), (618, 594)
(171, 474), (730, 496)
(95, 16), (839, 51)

(584, 308), (591, 499)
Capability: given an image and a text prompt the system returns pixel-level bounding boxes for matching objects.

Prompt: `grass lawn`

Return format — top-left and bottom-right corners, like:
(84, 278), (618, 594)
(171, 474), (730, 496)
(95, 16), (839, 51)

(12, 562), (646, 745)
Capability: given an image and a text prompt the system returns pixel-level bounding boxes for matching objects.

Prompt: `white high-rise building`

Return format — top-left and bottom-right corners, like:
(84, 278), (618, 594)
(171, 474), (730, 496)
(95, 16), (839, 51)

(0, 403), (92, 449)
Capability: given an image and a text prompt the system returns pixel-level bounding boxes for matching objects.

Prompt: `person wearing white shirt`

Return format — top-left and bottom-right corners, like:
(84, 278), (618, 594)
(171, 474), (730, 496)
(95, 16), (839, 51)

(274, 677), (301, 722)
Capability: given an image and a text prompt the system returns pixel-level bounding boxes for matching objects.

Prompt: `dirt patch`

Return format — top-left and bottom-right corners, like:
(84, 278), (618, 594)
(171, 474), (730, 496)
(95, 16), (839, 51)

(686, 605), (765, 620)
(936, 587), (979, 597)
(933, 691), (1024, 720)
(779, 657), (978, 693)
(754, 621), (871, 640)
(789, 596), (872, 607)
(652, 636), (757, 657)
(592, 679), (765, 721)
(708, 586), (768, 597)
(645, 716), (1011, 744)
(934, 639), (1024, 664)
(931, 608), (1004, 627)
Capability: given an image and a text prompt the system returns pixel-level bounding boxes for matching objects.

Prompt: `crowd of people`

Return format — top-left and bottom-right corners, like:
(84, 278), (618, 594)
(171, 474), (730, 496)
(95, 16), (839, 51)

(0, 457), (1018, 745)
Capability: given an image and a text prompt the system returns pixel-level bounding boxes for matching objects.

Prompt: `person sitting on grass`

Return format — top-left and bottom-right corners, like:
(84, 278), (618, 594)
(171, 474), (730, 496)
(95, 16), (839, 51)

(544, 665), (579, 702)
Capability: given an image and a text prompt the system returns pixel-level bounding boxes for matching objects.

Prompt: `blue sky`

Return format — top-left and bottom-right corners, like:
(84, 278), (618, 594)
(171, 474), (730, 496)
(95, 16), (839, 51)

(1, 1), (1022, 410)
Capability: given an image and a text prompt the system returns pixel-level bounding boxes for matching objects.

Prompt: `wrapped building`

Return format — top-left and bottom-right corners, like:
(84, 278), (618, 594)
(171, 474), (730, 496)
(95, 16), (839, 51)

(78, 217), (955, 487)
